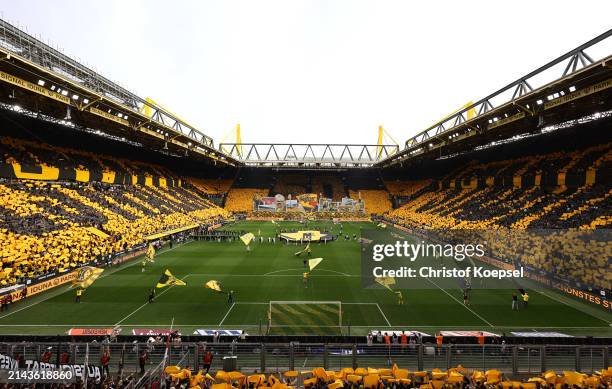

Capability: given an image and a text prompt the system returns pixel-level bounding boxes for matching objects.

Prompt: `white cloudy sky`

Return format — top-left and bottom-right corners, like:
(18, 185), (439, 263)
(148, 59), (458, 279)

(2, 1), (611, 145)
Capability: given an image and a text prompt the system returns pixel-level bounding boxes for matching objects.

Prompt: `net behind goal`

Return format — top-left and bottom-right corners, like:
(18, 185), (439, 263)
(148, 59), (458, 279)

(268, 301), (342, 334)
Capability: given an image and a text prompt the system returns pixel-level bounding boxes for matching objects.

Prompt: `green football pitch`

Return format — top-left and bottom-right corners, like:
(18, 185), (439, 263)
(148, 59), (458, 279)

(0, 221), (610, 336)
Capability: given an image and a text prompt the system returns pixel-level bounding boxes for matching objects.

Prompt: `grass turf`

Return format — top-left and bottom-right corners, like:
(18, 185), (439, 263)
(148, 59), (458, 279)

(0, 221), (610, 336)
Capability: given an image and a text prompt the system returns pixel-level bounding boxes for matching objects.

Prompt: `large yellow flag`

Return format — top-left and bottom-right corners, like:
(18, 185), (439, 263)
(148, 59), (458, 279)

(156, 269), (186, 288)
(375, 276), (396, 292)
(240, 232), (255, 246)
(204, 280), (223, 292)
(294, 243), (311, 256)
(308, 258), (323, 271)
(71, 266), (104, 289)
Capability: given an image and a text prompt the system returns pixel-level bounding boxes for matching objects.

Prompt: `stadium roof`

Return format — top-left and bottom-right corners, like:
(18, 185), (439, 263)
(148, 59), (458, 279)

(0, 19), (610, 170)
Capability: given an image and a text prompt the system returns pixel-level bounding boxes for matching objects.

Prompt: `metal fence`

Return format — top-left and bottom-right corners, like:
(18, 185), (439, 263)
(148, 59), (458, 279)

(0, 342), (609, 377)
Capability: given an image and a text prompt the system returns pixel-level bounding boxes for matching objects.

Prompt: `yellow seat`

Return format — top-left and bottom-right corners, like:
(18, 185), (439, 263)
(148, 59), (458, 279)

(283, 371), (298, 378)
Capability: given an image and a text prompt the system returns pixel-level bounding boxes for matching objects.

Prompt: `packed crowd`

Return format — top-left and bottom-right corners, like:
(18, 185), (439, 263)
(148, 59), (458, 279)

(348, 190), (392, 215)
(224, 188), (271, 212)
(385, 143), (611, 290)
(0, 179), (229, 286)
(153, 365), (612, 389)
(0, 366), (610, 389)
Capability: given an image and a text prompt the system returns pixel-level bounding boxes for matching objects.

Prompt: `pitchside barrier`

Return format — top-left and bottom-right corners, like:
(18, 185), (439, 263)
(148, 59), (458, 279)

(0, 342), (609, 377)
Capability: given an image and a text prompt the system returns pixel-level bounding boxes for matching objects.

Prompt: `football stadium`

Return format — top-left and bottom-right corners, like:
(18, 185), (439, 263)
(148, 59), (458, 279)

(0, 3), (611, 388)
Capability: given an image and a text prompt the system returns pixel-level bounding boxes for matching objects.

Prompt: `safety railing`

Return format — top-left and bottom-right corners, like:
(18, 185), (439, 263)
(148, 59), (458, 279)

(0, 342), (609, 378)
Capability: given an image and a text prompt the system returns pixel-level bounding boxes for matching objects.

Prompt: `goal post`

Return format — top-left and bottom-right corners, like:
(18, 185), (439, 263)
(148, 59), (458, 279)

(268, 301), (342, 331)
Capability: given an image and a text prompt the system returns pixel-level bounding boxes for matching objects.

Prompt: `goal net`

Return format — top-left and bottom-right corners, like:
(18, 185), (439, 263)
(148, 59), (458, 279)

(268, 301), (342, 334)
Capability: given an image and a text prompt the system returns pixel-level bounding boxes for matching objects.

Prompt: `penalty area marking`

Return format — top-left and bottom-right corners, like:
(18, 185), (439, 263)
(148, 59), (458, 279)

(376, 303), (392, 327)
(425, 277), (494, 328)
(219, 303), (235, 326)
(114, 275), (189, 326)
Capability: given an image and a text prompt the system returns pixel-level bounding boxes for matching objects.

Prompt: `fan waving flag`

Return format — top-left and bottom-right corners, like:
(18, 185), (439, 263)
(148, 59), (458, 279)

(375, 276), (396, 292)
(308, 258), (323, 272)
(294, 243), (311, 256)
(146, 243), (156, 263)
(71, 266), (104, 289)
(156, 269), (186, 288)
(204, 280), (223, 292)
(240, 232), (255, 246)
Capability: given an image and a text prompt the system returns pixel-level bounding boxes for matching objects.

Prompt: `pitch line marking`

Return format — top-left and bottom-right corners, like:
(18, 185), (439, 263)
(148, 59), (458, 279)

(219, 303), (236, 326)
(0, 242), (190, 321)
(189, 273), (357, 277)
(376, 303), (392, 327)
(425, 277), (494, 328)
(114, 275), (189, 326)
(263, 268), (352, 276)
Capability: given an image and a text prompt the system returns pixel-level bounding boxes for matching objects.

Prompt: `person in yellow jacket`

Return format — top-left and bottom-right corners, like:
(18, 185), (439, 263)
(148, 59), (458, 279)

(522, 292), (529, 308)
(395, 291), (404, 305)
(75, 288), (83, 303)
